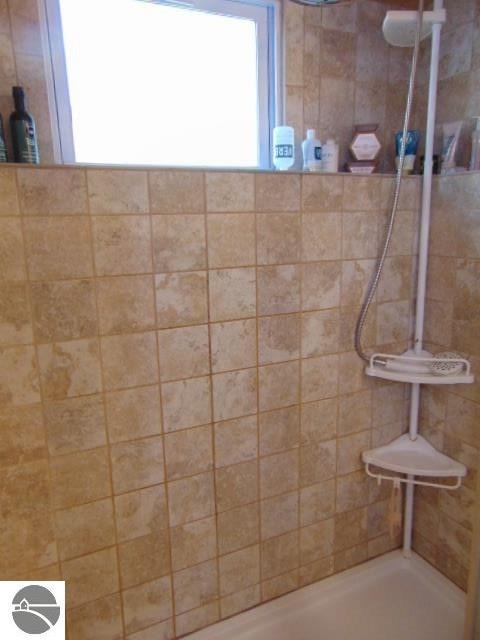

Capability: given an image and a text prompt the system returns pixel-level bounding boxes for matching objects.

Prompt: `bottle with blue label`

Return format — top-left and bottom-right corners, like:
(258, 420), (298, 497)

(302, 129), (322, 172)
(273, 126), (295, 170)
(10, 86), (40, 164)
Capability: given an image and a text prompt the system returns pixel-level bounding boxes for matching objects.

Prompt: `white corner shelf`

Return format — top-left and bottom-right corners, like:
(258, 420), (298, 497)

(383, 9), (446, 47)
(365, 352), (474, 386)
(363, 434), (467, 490)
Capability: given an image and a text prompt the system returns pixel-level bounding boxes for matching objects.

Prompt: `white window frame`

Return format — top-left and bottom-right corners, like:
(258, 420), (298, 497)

(41, 0), (280, 169)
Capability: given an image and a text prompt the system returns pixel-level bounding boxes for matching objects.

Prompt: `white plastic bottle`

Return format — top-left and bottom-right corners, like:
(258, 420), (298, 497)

(322, 139), (339, 173)
(301, 129), (322, 172)
(470, 117), (480, 171)
(272, 126), (295, 171)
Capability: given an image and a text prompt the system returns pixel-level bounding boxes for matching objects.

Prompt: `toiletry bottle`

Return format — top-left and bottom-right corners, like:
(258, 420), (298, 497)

(470, 117), (480, 171)
(273, 126), (295, 171)
(301, 129), (322, 172)
(322, 139), (339, 173)
(10, 86), (40, 164)
(0, 115), (8, 163)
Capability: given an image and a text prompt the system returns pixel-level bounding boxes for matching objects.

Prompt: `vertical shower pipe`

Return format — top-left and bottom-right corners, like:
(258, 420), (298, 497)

(403, 0), (444, 557)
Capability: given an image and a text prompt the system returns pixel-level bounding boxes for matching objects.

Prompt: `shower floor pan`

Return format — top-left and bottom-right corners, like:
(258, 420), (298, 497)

(187, 551), (465, 640)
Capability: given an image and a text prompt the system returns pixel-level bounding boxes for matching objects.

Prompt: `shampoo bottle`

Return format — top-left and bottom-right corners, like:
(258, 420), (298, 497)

(273, 126), (295, 171)
(10, 86), (39, 164)
(322, 139), (339, 173)
(301, 129), (322, 171)
(470, 117), (480, 171)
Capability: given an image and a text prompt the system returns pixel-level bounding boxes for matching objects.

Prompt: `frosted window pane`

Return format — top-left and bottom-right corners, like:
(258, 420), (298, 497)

(58, 0), (260, 167)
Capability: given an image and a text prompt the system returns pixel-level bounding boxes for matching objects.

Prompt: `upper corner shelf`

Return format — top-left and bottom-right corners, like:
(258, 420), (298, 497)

(365, 352), (474, 386)
(382, 9), (446, 47)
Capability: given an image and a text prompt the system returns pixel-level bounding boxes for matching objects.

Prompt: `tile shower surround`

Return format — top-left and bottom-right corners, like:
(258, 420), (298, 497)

(0, 166), (420, 639)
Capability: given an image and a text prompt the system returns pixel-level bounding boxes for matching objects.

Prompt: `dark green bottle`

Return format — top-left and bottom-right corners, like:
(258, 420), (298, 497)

(0, 115), (8, 163)
(10, 86), (40, 164)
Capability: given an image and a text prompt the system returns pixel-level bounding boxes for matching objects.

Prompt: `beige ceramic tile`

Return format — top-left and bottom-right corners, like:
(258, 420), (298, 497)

(376, 300), (411, 344)
(261, 492), (299, 539)
(105, 385), (162, 443)
(210, 319), (257, 372)
(338, 390), (372, 436)
(37, 339), (101, 400)
(219, 545), (260, 597)
(209, 268), (256, 321)
(259, 405), (300, 456)
(149, 171), (205, 214)
(158, 325), (210, 381)
(260, 450), (299, 499)
(165, 424), (213, 480)
(300, 439), (337, 487)
(301, 397), (337, 445)
(259, 361), (299, 412)
(175, 602), (219, 637)
(207, 213), (255, 268)
(18, 168), (87, 215)
(301, 309), (340, 357)
(300, 479), (336, 527)
(125, 619), (174, 640)
(50, 447), (111, 509)
(44, 394), (106, 456)
(153, 214), (206, 272)
(168, 472), (215, 526)
(101, 332), (158, 391)
(173, 559), (218, 614)
(334, 508), (368, 552)
(301, 262), (341, 311)
(97, 275), (156, 335)
(302, 213), (342, 261)
(216, 460), (258, 512)
(68, 594), (123, 640)
(299, 556), (334, 587)
(0, 168), (19, 215)
(302, 175), (343, 211)
(122, 576), (172, 635)
(262, 569), (299, 601)
(118, 530), (171, 589)
(155, 271), (208, 328)
(0, 512), (57, 578)
(0, 218), (26, 281)
(341, 259), (376, 307)
(24, 217), (93, 280)
(161, 376), (211, 432)
(0, 284), (32, 346)
(206, 172), (254, 212)
(170, 516), (217, 571)
(261, 530), (299, 580)
(258, 314), (300, 365)
(0, 345), (40, 406)
(115, 484), (168, 543)
(300, 518), (334, 565)
(221, 585), (260, 618)
(88, 169), (148, 214)
(55, 499), (115, 561)
(0, 405), (46, 467)
(62, 547), (119, 608)
(255, 174), (300, 212)
(301, 354), (339, 403)
(217, 502), (260, 555)
(256, 213), (301, 265)
(214, 414), (258, 468)
(31, 279), (97, 343)
(342, 211), (378, 259)
(110, 436), (165, 494)
(212, 368), (257, 422)
(337, 431), (370, 476)
(257, 265), (300, 315)
(92, 216), (152, 276)
(336, 470), (370, 513)
(0, 459), (50, 520)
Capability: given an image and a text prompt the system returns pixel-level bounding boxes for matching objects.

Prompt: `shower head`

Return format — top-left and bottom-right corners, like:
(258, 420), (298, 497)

(288, 0), (343, 6)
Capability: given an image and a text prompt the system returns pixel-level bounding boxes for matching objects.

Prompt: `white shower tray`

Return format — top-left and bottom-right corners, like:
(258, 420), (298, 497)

(382, 9), (446, 47)
(365, 352), (474, 385)
(363, 435), (467, 489)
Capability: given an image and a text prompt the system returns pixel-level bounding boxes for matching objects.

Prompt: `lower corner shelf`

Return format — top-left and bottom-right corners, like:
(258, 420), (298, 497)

(362, 434), (467, 490)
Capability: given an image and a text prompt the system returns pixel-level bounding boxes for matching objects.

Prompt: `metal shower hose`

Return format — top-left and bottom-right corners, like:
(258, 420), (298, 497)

(354, 0), (425, 364)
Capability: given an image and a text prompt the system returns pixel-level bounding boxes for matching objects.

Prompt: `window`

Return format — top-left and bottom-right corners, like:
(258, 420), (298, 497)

(45, 0), (277, 168)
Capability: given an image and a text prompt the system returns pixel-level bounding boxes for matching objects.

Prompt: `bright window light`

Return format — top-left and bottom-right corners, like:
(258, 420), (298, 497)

(54, 0), (274, 167)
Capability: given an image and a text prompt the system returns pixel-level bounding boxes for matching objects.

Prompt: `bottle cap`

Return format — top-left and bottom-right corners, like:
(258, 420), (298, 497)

(307, 129), (316, 139)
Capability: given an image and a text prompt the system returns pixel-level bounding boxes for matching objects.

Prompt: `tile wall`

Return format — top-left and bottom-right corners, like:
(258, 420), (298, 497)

(0, 165), (419, 639)
(414, 171), (480, 591)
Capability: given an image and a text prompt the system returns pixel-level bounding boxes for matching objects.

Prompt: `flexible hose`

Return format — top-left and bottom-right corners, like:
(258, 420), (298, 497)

(354, 0), (425, 364)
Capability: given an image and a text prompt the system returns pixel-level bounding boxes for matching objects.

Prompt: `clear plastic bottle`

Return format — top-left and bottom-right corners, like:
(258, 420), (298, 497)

(322, 139), (339, 173)
(272, 126), (295, 171)
(301, 129), (322, 172)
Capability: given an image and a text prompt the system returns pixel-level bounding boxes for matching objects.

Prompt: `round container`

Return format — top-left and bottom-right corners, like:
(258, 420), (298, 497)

(273, 126), (295, 171)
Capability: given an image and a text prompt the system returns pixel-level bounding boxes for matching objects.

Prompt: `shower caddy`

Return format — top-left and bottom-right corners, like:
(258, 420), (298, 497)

(360, 0), (475, 557)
